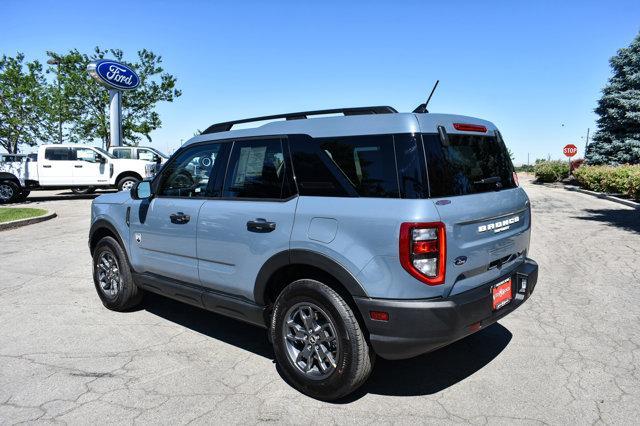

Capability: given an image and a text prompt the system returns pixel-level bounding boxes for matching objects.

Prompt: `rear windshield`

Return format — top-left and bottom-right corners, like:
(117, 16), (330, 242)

(423, 133), (517, 197)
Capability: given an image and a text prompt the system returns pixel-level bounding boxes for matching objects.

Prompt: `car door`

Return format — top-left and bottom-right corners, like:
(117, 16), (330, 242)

(72, 147), (109, 186)
(197, 138), (298, 302)
(39, 147), (74, 185)
(128, 141), (227, 285)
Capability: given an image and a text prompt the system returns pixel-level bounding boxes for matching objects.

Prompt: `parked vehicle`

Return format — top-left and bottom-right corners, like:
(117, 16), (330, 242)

(0, 145), (155, 203)
(0, 153), (29, 163)
(89, 106), (538, 400)
(109, 146), (168, 164)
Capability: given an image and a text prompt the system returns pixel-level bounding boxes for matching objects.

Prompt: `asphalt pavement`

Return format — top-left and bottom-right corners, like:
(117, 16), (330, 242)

(1, 180), (639, 425)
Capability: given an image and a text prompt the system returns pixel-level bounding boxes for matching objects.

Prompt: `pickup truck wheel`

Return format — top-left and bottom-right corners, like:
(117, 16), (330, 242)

(92, 236), (143, 311)
(271, 279), (374, 401)
(71, 187), (96, 195)
(118, 177), (139, 192)
(14, 190), (30, 202)
(0, 181), (20, 204)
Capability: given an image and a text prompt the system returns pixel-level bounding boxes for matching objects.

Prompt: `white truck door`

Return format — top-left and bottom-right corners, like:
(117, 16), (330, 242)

(39, 147), (74, 186)
(72, 148), (109, 185)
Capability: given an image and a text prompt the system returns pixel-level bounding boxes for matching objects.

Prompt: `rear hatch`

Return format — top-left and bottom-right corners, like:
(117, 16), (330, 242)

(419, 118), (530, 297)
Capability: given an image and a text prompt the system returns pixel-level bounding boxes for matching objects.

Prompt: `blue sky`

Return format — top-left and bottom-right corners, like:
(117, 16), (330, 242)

(2, 0), (639, 164)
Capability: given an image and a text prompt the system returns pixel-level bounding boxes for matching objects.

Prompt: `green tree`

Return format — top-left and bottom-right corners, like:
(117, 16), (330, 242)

(0, 53), (52, 153)
(586, 32), (640, 165)
(48, 47), (181, 149)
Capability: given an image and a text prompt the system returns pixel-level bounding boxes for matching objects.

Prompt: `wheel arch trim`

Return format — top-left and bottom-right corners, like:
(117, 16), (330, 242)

(253, 249), (369, 306)
(89, 218), (129, 259)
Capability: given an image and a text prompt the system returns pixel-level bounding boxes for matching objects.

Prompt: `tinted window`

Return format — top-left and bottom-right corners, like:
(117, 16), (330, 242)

(44, 148), (70, 161)
(394, 134), (428, 198)
(112, 149), (132, 159)
(423, 133), (517, 197)
(319, 135), (398, 198)
(290, 136), (354, 197)
(158, 143), (222, 198)
(223, 139), (285, 199)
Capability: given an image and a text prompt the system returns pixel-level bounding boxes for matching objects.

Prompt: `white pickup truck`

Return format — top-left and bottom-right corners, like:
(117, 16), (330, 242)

(0, 144), (155, 204)
(109, 146), (168, 164)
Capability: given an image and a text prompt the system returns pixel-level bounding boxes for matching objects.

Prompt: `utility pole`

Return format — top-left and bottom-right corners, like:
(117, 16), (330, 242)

(584, 128), (590, 156)
(46, 56), (63, 144)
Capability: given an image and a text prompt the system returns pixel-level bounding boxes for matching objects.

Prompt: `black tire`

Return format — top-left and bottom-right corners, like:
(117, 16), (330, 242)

(0, 181), (20, 204)
(14, 190), (30, 202)
(92, 236), (143, 311)
(117, 176), (139, 192)
(271, 279), (374, 401)
(71, 187), (96, 195)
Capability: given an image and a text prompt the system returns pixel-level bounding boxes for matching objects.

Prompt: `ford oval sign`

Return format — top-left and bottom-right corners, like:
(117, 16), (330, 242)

(87, 60), (140, 90)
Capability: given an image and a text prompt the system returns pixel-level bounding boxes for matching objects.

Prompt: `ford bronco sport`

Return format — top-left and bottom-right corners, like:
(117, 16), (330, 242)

(89, 106), (538, 400)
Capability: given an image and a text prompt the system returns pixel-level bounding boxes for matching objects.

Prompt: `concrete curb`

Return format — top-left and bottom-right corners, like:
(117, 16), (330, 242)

(565, 185), (640, 209)
(0, 210), (57, 231)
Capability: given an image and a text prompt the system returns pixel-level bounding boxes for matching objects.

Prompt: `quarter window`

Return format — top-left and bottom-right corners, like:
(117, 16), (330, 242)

(158, 143), (222, 198)
(318, 135), (399, 198)
(223, 139), (286, 199)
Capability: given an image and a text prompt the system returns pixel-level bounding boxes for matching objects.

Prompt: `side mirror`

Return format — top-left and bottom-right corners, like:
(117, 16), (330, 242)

(153, 154), (162, 164)
(131, 180), (153, 199)
(97, 156), (107, 163)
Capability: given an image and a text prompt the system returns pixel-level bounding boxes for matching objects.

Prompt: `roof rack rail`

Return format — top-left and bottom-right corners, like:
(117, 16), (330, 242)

(202, 105), (398, 134)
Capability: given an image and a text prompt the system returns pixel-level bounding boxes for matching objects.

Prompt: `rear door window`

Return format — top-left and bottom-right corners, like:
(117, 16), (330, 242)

(44, 147), (71, 161)
(223, 139), (287, 199)
(423, 133), (517, 197)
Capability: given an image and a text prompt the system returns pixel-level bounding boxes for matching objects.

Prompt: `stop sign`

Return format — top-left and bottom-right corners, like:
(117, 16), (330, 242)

(563, 144), (578, 157)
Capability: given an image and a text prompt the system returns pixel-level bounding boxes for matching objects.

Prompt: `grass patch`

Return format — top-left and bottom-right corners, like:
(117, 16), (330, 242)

(0, 208), (48, 223)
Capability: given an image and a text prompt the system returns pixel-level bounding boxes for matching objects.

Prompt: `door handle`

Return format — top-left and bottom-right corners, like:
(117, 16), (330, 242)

(170, 212), (191, 224)
(75, 165), (83, 168)
(43, 165), (52, 168)
(247, 218), (276, 233)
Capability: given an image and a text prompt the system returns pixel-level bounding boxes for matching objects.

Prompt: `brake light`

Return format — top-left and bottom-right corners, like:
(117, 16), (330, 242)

(513, 171), (519, 187)
(453, 123), (487, 133)
(399, 222), (446, 285)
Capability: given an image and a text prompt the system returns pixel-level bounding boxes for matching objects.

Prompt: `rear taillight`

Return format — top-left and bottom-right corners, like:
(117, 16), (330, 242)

(399, 222), (446, 285)
(453, 123), (487, 133)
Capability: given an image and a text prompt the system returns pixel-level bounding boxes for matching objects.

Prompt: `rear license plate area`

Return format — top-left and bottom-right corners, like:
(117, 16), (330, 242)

(492, 278), (512, 310)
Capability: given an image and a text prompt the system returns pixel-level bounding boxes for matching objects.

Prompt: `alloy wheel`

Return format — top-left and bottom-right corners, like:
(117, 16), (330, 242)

(282, 302), (340, 380)
(96, 251), (122, 298)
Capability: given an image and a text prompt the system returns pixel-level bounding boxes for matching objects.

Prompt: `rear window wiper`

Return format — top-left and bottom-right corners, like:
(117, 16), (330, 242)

(473, 176), (502, 185)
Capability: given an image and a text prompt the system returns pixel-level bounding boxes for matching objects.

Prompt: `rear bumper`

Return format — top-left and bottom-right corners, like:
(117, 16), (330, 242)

(354, 258), (538, 360)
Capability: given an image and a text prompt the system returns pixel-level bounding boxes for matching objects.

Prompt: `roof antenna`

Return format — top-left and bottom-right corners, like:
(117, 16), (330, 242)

(413, 80), (439, 113)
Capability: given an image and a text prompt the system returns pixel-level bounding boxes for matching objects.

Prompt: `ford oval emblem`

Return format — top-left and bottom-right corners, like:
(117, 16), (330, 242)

(454, 256), (467, 266)
(87, 60), (140, 90)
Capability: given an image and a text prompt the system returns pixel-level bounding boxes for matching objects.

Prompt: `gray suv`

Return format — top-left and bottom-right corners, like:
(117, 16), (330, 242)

(89, 106), (538, 400)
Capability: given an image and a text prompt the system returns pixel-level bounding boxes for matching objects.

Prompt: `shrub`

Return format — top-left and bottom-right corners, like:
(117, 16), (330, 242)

(515, 164), (535, 173)
(573, 165), (640, 200)
(534, 161), (570, 183)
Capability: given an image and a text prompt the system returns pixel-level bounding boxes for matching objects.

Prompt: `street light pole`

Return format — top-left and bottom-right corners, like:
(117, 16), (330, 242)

(47, 57), (63, 144)
(584, 128), (590, 156)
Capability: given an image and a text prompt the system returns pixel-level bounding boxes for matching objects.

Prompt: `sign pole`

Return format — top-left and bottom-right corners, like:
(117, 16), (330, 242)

(109, 89), (122, 147)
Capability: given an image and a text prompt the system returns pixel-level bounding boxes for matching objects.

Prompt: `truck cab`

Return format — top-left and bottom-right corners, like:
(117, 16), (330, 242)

(109, 146), (168, 164)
